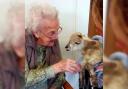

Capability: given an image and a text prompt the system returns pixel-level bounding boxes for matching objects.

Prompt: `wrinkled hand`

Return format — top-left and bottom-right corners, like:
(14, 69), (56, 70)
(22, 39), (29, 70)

(52, 59), (81, 74)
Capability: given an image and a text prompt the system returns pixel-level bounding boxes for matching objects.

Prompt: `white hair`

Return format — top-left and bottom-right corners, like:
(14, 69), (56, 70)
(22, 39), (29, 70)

(25, 3), (58, 32)
(0, 1), (24, 43)
(4, 2), (25, 48)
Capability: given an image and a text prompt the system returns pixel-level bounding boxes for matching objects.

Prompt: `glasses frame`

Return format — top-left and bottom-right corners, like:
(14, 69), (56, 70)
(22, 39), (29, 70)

(39, 26), (62, 39)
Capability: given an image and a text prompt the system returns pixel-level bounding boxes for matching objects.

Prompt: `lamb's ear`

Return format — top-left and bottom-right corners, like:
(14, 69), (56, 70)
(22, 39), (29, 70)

(87, 40), (97, 46)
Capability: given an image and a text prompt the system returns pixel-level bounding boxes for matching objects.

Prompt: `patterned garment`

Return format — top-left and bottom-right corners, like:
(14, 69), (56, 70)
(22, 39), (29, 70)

(94, 61), (103, 88)
(0, 43), (24, 89)
(25, 45), (65, 89)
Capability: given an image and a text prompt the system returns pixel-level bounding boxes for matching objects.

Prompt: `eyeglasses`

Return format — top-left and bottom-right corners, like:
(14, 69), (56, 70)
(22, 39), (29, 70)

(39, 26), (62, 39)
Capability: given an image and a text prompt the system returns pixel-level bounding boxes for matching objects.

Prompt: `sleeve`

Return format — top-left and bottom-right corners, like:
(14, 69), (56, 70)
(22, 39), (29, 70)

(25, 60), (56, 87)
(48, 73), (66, 89)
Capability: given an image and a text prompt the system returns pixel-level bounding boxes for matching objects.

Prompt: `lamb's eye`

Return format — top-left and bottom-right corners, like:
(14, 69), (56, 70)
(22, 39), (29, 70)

(75, 42), (80, 44)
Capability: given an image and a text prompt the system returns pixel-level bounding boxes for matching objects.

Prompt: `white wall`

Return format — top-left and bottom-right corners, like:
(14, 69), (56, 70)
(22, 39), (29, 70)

(76, 0), (90, 35)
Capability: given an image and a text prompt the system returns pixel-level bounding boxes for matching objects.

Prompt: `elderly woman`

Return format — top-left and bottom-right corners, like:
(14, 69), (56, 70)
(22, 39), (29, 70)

(0, 3), (25, 89)
(25, 4), (81, 89)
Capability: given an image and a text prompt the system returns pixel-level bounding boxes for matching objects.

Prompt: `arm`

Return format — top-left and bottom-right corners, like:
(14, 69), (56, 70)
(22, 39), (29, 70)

(48, 73), (65, 89)
(48, 73), (73, 89)
(25, 61), (55, 87)
(25, 36), (56, 87)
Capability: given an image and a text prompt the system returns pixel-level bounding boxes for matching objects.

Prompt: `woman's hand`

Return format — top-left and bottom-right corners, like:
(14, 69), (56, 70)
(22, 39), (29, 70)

(52, 59), (81, 74)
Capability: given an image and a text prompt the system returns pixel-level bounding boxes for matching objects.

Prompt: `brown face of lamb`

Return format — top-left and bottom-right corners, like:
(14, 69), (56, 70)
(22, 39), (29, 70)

(65, 32), (83, 51)
(65, 32), (98, 51)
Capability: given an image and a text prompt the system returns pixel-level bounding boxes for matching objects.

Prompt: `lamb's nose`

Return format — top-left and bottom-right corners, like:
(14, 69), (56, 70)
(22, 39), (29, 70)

(65, 45), (70, 51)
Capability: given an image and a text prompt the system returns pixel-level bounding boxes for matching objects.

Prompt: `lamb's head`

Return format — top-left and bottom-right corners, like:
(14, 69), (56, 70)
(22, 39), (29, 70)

(65, 32), (97, 51)
(65, 32), (84, 51)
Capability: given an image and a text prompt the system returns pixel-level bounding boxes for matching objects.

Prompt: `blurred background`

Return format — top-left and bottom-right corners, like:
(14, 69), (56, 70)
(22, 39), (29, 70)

(104, 0), (128, 89)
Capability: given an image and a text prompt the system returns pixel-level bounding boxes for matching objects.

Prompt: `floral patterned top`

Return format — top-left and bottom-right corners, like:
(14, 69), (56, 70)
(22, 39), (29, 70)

(25, 45), (65, 89)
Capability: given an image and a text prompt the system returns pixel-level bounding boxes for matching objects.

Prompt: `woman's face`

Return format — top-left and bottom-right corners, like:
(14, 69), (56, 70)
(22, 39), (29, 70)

(34, 18), (61, 46)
